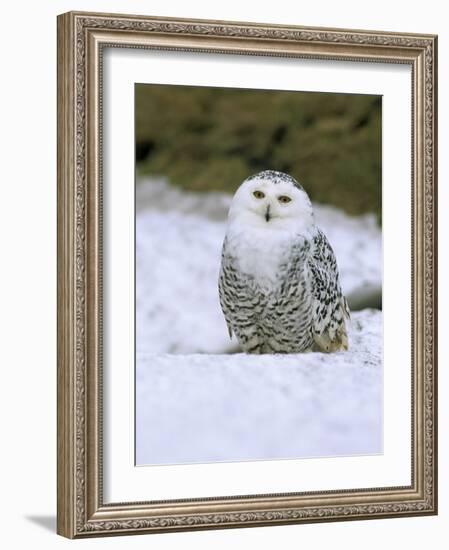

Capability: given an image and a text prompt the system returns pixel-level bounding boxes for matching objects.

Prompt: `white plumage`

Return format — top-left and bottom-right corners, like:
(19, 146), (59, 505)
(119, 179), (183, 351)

(218, 170), (350, 354)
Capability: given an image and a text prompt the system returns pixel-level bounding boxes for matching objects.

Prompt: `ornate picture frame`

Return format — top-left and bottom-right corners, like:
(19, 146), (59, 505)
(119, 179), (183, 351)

(57, 11), (437, 538)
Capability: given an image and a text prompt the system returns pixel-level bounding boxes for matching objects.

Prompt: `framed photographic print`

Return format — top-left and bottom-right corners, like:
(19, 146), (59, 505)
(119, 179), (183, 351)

(57, 11), (438, 538)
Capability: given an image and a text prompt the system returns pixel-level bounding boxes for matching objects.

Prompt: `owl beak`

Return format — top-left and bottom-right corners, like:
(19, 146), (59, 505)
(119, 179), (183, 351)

(265, 204), (271, 222)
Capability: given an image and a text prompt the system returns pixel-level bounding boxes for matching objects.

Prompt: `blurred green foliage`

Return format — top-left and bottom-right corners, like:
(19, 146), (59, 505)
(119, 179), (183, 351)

(136, 84), (381, 219)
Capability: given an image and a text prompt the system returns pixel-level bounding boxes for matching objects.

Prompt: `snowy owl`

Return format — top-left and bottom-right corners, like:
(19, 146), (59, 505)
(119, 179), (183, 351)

(218, 170), (350, 354)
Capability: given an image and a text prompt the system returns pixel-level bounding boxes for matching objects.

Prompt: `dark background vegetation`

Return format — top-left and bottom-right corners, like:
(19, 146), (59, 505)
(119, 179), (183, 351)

(136, 84), (381, 219)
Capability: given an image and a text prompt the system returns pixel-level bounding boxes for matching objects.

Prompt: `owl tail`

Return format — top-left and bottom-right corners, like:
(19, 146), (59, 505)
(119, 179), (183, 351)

(314, 322), (349, 353)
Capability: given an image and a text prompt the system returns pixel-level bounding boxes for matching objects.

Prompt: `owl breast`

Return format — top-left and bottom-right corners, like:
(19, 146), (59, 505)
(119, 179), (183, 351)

(225, 225), (294, 288)
(219, 224), (315, 353)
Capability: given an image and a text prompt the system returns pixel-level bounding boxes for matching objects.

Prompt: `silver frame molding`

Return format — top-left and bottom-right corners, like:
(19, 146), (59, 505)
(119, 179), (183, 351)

(57, 11), (438, 538)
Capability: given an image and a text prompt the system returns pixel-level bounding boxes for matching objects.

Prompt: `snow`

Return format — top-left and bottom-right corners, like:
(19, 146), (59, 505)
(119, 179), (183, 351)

(136, 309), (383, 465)
(136, 177), (382, 354)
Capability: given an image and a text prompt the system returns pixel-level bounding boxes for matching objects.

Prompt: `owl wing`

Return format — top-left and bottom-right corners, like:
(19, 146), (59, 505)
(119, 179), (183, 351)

(307, 228), (350, 352)
(218, 237), (236, 339)
(219, 236), (264, 342)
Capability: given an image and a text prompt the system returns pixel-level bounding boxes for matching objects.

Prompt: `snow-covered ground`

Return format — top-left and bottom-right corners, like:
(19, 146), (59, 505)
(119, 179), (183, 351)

(136, 177), (382, 354)
(135, 177), (383, 465)
(136, 309), (383, 465)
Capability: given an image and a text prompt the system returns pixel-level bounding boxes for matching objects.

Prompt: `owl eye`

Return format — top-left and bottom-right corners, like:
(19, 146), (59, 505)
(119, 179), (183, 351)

(278, 195), (292, 204)
(253, 190), (265, 199)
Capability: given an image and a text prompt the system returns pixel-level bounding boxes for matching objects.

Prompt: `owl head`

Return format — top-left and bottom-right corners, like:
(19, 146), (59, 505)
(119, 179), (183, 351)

(227, 170), (314, 232)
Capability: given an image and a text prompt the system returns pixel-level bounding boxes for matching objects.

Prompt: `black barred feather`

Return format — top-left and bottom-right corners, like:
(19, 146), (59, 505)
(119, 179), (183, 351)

(218, 228), (349, 354)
